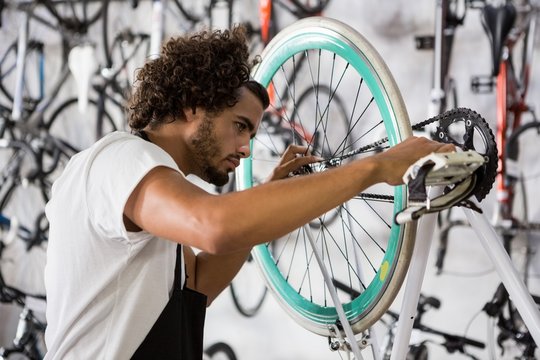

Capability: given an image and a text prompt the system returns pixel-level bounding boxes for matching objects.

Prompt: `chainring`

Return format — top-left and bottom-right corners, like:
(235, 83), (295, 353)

(430, 108), (498, 201)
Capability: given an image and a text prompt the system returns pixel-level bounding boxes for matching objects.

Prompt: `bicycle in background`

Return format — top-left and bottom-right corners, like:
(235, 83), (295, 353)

(0, 213), (47, 360)
(475, 2), (540, 357)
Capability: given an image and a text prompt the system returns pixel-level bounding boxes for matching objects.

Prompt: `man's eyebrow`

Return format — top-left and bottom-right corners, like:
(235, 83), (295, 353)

(238, 116), (257, 139)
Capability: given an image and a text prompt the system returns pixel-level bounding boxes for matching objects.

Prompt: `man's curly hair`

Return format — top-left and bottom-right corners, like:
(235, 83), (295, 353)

(128, 26), (267, 130)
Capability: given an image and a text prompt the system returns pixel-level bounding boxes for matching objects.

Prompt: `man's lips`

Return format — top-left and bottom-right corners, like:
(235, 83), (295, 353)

(225, 157), (240, 169)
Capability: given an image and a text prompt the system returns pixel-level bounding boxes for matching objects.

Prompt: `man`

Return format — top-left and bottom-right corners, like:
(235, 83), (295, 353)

(44, 26), (454, 359)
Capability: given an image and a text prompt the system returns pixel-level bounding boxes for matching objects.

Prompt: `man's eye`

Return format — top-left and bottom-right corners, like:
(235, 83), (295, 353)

(236, 122), (247, 132)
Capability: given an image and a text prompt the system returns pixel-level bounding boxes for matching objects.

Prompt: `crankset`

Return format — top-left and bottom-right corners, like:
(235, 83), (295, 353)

(395, 108), (498, 224)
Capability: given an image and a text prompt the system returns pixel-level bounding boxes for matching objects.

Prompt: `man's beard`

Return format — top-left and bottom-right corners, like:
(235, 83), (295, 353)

(190, 116), (230, 186)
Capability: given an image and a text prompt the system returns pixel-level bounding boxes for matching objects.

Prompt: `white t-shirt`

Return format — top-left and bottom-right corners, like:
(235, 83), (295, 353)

(44, 131), (185, 359)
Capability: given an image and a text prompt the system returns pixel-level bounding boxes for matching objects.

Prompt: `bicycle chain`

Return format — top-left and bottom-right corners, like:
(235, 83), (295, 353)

(330, 108), (498, 202)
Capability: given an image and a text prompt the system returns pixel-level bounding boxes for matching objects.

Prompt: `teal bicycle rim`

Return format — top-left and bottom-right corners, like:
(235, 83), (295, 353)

(237, 17), (412, 335)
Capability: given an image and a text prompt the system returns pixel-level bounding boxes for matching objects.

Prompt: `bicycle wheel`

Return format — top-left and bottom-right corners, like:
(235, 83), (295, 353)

(0, 39), (45, 108)
(280, 0), (330, 16)
(102, 0), (151, 72)
(41, 0), (107, 32)
(237, 17), (415, 335)
(229, 253), (268, 317)
(203, 342), (237, 360)
(45, 97), (118, 152)
(0, 143), (49, 234)
(506, 120), (540, 282)
(172, 0), (211, 23)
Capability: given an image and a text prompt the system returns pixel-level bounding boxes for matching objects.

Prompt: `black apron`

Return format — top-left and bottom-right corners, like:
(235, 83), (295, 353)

(131, 245), (207, 360)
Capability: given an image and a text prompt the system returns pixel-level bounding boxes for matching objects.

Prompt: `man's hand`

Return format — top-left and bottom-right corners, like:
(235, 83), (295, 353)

(265, 145), (323, 182)
(265, 138), (455, 186)
(372, 136), (456, 186)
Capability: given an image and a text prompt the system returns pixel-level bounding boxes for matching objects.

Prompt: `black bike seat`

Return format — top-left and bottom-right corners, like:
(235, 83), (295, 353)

(481, 4), (517, 76)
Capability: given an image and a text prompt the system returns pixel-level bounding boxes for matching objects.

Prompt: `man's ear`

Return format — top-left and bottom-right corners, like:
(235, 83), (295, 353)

(183, 107), (202, 123)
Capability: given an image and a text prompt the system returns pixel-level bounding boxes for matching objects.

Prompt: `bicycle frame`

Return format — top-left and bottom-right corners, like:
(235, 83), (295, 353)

(0, 214), (47, 359)
(492, 3), (537, 223)
(387, 207), (540, 360)
(299, 196), (540, 359)
(258, 0), (327, 45)
(426, 0), (466, 118)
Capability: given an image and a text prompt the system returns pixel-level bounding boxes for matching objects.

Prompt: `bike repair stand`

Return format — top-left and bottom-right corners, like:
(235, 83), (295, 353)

(463, 206), (540, 343)
(390, 213), (438, 359)
(390, 154), (540, 358)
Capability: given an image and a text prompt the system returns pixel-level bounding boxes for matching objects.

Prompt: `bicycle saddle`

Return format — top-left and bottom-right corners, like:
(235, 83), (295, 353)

(481, 3), (517, 76)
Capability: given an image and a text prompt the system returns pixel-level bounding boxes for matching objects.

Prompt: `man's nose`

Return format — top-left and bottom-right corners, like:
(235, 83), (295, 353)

(238, 143), (251, 158)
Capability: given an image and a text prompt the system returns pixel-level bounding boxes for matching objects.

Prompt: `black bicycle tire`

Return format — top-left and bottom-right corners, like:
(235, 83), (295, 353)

(280, 0), (330, 16)
(406, 343), (428, 360)
(505, 120), (540, 284)
(204, 342), (238, 360)
(1, 168), (50, 208)
(45, 97), (117, 150)
(0, 142), (50, 210)
(229, 266), (268, 317)
(0, 40), (19, 102)
(41, 0), (106, 33)
(101, 0), (113, 68)
(290, 84), (351, 156)
(506, 121), (540, 161)
(101, 29), (151, 103)
(519, 14), (534, 95)
(0, 39), (45, 107)
(172, 0), (211, 23)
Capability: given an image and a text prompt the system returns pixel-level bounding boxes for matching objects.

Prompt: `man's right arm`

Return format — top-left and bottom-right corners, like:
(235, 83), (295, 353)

(123, 136), (454, 255)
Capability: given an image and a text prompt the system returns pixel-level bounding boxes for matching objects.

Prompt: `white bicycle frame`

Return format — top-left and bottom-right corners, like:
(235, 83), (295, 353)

(149, 0), (167, 59)
(391, 205), (540, 358)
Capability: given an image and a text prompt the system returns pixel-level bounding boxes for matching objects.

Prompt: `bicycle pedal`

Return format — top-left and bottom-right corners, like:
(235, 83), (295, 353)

(415, 35), (435, 50)
(395, 176), (477, 224)
(395, 151), (485, 224)
(403, 151), (486, 187)
(471, 75), (494, 93)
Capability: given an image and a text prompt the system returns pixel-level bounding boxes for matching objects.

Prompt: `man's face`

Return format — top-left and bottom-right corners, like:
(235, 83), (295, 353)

(189, 88), (263, 186)
(190, 115), (229, 186)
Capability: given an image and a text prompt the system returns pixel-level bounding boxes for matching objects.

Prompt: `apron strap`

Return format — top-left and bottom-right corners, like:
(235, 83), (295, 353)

(174, 244), (183, 291)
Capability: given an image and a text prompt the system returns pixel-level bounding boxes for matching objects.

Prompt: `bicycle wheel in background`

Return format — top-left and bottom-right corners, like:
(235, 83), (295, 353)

(203, 341), (238, 360)
(505, 120), (540, 283)
(0, 39), (45, 109)
(172, 0), (211, 23)
(40, 0), (107, 33)
(280, 0), (330, 16)
(291, 84), (350, 229)
(229, 253), (268, 317)
(45, 97), (118, 152)
(237, 17), (415, 336)
(0, 144), (49, 235)
(101, 0), (151, 71)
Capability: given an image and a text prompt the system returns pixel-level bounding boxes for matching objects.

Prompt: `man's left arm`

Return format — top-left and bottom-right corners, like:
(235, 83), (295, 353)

(187, 248), (251, 306)
(188, 145), (317, 306)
